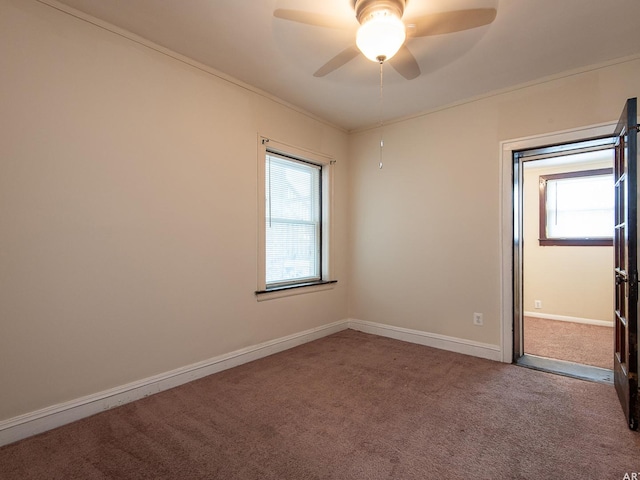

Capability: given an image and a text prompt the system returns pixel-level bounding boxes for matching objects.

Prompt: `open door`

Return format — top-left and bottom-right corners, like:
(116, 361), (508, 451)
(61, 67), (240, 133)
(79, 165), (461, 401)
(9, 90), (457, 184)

(613, 97), (639, 430)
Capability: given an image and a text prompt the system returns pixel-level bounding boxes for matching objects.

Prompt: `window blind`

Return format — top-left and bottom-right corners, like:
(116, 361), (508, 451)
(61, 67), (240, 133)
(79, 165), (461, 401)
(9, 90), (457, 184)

(265, 153), (321, 286)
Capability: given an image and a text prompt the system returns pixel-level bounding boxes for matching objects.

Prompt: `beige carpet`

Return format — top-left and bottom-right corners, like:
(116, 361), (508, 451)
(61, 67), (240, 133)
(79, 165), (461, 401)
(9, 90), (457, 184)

(1, 330), (638, 479)
(524, 316), (613, 369)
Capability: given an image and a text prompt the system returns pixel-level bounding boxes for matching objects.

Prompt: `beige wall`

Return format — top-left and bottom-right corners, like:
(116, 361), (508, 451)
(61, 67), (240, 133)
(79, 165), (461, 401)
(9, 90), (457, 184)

(523, 161), (614, 322)
(0, 0), (349, 421)
(348, 56), (640, 346)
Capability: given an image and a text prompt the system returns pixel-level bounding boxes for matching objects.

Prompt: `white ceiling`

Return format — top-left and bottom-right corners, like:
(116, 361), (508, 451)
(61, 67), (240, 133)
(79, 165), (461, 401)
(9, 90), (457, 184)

(49, 0), (640, 131)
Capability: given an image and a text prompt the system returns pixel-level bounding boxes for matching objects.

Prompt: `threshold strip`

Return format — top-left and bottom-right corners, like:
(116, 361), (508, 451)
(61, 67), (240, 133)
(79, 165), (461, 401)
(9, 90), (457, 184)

(516, 354), (613, 384)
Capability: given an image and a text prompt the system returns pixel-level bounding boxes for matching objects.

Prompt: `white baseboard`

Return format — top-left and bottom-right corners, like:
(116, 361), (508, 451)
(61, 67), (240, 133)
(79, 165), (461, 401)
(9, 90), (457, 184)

(348, 319), (502, 362)
(523, 312), (613, 327)
(0, 320), (349, 447)
(0, 319), (503, 447)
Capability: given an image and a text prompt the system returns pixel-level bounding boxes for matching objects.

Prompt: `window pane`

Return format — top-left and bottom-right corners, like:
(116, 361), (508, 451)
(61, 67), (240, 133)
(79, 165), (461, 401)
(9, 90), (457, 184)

(546, 174), (614, 239)
(265, 154), (321, 285)
(266, 222), (319, 284)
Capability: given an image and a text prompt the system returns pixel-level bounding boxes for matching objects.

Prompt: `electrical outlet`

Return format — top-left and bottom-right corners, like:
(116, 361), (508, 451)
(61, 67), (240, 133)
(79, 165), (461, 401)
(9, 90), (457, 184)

(473, 312), (483, 326)
(534, 300), (542, 309)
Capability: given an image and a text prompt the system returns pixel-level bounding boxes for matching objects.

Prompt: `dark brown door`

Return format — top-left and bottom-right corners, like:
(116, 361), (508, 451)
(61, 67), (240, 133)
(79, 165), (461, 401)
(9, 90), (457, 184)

(613, 97), (639, 430)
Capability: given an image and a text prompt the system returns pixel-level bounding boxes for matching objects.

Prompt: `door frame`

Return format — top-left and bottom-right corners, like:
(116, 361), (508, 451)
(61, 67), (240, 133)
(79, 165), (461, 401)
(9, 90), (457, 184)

(499, 122), (616, 363)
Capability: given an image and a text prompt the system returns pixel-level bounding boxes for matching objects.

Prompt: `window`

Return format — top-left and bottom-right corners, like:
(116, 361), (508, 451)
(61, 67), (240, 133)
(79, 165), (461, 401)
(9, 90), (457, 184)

(265, 154), (320, 285)
(256, 137), (335, 299)
(539, 168), (614, 246)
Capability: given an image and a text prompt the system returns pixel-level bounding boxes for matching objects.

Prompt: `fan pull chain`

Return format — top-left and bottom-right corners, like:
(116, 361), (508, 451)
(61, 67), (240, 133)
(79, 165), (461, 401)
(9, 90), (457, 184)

(378, 59), (384, 169)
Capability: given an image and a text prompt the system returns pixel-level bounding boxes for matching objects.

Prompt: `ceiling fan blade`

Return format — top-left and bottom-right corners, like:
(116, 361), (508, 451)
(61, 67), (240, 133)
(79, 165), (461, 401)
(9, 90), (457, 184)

(405, 8), (497, 37)
(388, 45), (421, 80)
(273, 9), (352, 29)
(314, 46), (360, 77)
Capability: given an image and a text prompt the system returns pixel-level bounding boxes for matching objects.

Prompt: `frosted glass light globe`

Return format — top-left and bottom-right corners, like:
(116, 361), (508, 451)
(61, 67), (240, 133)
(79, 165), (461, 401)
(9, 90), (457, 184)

(356, 12), (406, 62)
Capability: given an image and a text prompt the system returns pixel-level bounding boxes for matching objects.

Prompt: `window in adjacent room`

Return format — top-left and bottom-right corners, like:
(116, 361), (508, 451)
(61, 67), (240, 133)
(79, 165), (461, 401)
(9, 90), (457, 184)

(256, 137), (335, 299)
(539, 168), (614, 246)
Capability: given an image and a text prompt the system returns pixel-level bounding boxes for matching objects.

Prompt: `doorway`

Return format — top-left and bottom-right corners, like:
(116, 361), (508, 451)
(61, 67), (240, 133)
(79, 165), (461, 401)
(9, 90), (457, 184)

(501, 99), (639, 429)
(501, 126), (620, 383)
(516, 140), (615, 383)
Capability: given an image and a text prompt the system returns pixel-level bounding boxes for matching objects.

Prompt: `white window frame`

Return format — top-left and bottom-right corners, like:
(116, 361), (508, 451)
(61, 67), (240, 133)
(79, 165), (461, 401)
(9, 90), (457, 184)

(256, 136), (335, 301)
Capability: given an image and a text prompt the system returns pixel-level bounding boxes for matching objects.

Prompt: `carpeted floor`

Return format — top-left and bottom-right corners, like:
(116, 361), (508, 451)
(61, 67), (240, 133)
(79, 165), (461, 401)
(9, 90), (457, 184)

(524, 316), (613, 369)
(1, 329), (638, 479)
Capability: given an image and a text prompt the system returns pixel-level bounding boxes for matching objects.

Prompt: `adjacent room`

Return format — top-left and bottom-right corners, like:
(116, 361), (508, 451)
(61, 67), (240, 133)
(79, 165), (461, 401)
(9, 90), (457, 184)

(1, 0), (640, 478)
(521, 146), (615, 373)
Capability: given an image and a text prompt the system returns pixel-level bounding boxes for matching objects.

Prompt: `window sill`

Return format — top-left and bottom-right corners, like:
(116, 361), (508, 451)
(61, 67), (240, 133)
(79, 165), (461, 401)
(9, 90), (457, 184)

(539, 238), (612, 246)
(255, 280), (337, 302)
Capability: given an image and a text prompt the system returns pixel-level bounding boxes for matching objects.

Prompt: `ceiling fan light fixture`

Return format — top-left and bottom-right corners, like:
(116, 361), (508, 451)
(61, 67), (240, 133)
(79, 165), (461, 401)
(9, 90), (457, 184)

(356, 11), (406, 63)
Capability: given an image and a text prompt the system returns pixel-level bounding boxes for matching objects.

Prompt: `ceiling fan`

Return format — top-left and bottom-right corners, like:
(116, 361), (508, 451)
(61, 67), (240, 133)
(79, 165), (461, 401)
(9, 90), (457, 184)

(274, 0), (497, 80)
